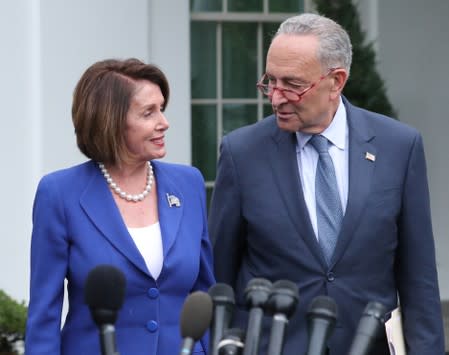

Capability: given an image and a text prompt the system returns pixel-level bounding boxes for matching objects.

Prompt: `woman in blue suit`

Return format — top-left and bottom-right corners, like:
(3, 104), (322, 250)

(25, 58), (215, 354)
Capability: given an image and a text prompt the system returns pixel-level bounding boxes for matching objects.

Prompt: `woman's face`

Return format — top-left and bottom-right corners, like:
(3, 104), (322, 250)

(124, 80), (169, 163)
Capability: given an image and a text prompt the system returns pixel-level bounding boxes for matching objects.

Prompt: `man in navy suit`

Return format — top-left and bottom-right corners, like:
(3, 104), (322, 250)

(208, 13), (444, 355)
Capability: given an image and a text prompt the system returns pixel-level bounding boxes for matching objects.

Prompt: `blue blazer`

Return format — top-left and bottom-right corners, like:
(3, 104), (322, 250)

(209, 97), (444, 355)
(26, 160), (215, 355)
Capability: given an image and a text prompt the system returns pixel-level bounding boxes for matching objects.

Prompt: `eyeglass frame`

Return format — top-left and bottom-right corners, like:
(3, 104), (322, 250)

(256, 68), (340, 103)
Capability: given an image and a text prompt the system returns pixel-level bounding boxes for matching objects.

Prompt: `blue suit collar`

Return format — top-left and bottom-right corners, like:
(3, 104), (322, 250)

(331, 97), (377, 267)
(268, 97), (378, 268)
(79, 160), (184, 278)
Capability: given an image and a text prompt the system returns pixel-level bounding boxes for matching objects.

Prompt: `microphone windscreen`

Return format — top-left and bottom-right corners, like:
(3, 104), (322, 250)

(307, 295), (338, 320)
(84, 264), (126, 310)
(271, 280), (299, 302)
(180, 291), (213, 340)
(84, 264), (126, 326)
(208, 283), (235, 305)
(244, 278), (272, 308)
(245, 278), (272, 293)
(347, 301), (387, 355)
(268, 280), (299, 317)
(272, 279), (297, 289)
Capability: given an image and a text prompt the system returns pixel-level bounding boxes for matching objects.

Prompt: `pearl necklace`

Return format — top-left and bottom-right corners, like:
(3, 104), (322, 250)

(98, 162), (153, 202)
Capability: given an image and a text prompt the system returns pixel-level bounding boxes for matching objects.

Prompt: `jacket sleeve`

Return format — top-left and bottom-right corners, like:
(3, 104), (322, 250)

(395, 133), (445, 354)
(190, 167), (215, 294)
(25, 175), (69, 355)
(208, 135), (247, 289)
(188, 167), (216, 355)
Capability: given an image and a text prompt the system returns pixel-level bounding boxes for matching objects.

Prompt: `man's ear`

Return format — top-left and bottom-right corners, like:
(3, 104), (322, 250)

(329, 68), (348, 99)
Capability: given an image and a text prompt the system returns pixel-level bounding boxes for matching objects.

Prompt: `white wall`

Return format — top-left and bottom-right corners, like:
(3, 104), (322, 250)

(0, 0), (190, 303)
(358, 0), (449, 298)
(149, 1), (192, 164)
(0, 0), (38, 304)
(377, 0), (449, 298)
(39, 0), (151, 173)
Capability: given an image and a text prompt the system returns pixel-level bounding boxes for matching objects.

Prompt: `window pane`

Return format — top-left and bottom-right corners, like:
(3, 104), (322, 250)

(192, 105), (217, 181)
(190, 0), (222, 12)
(206, 186), (214, 212)
(222, 23), (258, 98)
(191, 22), (217, 99)
(223, 104), (257, 135)
(228, 0), (262, 12)
(263, 22), (280, 71)
(269, 0), (303, 13)
(264, 103), (274, 118)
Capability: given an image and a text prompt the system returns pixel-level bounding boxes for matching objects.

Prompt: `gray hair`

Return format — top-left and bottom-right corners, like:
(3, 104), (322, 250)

(275, 13), (352, 75)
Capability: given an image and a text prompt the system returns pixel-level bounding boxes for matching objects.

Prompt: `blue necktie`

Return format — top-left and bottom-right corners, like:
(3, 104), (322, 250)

(309, 135), (343, 265)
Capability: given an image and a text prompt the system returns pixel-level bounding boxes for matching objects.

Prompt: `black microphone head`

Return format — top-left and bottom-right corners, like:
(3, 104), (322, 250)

(209, 283), (235, 306)
(305, 296), (338, 355)
(244, 278), (273, 308)
(84, 264), (126, 326)
(266, 280), (299, 318)
(347, 301), (387, 355)
(363, 301), (387, 322)
(180, 291), (213, 340)
(307, 295), (338, 323)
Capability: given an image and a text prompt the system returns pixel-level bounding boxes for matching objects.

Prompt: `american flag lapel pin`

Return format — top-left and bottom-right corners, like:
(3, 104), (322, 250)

(166, 193), (181, 207)
(365, 152), (376, 162)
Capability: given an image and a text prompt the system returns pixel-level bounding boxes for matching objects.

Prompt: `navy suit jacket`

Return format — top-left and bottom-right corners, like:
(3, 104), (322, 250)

(26, 160), (215, 355)
(209, 98), (444, 355)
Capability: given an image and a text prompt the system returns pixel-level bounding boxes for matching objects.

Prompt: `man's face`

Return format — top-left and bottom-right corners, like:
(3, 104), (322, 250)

(265, 34), (340, 134)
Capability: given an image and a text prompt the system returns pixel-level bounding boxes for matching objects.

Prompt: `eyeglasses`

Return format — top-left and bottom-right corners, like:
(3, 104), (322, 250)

(256, 68), (338, 103)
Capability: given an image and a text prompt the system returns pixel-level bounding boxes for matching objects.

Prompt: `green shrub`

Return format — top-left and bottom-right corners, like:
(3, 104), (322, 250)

(0, 290), (27, 353)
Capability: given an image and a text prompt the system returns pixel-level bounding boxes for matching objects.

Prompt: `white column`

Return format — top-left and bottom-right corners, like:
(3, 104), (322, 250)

(0, 0), (38, 303)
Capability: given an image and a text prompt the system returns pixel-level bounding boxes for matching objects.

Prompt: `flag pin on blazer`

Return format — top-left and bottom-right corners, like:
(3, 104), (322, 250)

(166, 193), (181, 207)
(365, 152), (376, 162)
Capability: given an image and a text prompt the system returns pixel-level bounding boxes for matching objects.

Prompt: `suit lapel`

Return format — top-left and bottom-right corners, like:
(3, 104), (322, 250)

(268, 120), (326, 266)
(330, 101), (376, 267)
(151, 161), (184, 259)
(80, 162), (150, 276)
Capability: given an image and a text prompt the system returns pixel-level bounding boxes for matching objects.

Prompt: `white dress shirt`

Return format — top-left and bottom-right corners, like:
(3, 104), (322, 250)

(295, 97), (349, 239)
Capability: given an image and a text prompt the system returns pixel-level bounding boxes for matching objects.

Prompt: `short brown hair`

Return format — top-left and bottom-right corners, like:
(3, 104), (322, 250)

(72, 58), (170, 165)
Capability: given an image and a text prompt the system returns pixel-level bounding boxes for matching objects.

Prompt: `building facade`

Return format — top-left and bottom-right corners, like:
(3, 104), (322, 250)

(1, 1), (448, 340)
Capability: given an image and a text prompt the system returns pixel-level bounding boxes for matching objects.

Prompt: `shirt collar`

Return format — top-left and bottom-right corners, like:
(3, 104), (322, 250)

(296, 96), (347, 151)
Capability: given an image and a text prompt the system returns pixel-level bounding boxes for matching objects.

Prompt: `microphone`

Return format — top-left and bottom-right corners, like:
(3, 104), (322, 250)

(266, 280), (299, 355)
(179, 291), (213, 355)
(84, 264), (126, 355)
(208, 283), (235, 355)
(217, 328), (245, 355)
(305, 295), (338, 355)
(347, 301), (387, 355)
(242, 278), (273, 355)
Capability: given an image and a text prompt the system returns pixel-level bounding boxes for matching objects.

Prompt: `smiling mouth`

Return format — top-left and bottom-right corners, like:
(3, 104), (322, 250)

(151, 136), (165, 144)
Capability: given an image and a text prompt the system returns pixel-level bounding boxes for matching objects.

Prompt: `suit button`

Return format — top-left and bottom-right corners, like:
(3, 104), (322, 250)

(327, 272), (335, 282)
(147, 287), (159, 299)
(146, 320), (158, 332)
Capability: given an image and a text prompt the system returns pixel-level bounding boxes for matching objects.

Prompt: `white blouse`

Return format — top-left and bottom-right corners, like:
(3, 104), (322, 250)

(127, 222), (163, 279)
